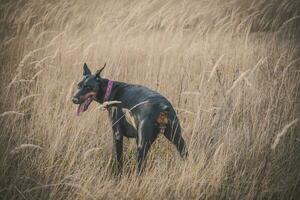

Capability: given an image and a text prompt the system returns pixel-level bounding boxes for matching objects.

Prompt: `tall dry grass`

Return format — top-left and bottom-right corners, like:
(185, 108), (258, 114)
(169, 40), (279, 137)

(0, 0), (300, 199)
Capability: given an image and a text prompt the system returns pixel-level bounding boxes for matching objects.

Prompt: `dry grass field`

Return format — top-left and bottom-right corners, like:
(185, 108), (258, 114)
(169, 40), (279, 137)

(1, 0), (300, 199)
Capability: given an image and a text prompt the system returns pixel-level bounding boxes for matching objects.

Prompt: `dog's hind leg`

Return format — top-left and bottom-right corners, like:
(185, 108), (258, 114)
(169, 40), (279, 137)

(164, 116), (188, 159)
(136, 119), (158, 175)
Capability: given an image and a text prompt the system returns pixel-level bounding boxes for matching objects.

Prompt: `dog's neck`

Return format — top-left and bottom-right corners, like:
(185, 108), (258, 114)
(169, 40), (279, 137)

(97, 79), (126, 104)
(103, 80), (113, 102)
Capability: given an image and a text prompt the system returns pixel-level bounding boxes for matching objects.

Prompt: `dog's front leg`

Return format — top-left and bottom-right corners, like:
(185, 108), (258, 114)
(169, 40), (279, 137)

(109, 106), (124, 175)
(113, 131), (123, 174)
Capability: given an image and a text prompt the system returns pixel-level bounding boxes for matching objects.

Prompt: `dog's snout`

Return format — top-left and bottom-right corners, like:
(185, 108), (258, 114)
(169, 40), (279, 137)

(72, 97), (79, 104)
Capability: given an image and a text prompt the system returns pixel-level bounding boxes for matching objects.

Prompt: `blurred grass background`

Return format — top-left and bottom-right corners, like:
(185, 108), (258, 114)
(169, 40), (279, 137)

(0, 0), (300, 199)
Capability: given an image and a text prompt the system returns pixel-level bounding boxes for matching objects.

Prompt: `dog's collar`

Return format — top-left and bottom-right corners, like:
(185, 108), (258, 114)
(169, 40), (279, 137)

(103, 80), (113, 102)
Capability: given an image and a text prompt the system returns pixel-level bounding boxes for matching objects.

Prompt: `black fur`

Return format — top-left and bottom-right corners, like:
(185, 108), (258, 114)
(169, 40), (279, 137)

(73, 63), (188, 174)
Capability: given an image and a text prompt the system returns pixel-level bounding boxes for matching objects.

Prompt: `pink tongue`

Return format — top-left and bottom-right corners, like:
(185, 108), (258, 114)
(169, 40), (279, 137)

(77, 104), (85, 116)
(76, 97), (93, 116)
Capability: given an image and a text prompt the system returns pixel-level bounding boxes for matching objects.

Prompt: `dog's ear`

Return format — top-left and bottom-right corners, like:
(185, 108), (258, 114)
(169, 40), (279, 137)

(95, 63), (106, 79)
(83, 63), (91, 76)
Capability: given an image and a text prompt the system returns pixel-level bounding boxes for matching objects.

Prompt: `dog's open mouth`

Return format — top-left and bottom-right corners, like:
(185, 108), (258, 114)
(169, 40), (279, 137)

(77, 96), (93, 116)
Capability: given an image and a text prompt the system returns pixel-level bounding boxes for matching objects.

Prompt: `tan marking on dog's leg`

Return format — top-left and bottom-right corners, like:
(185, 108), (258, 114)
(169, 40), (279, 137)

(156, 112), (168, 134)
(122, 108), (137, 130)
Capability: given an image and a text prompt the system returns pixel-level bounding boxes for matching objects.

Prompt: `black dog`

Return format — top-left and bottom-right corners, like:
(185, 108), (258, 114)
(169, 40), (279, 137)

(72, 63), (188, 174)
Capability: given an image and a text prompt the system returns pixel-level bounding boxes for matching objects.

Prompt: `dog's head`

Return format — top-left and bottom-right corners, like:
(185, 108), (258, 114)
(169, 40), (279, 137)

(72, 63), (106, 115)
